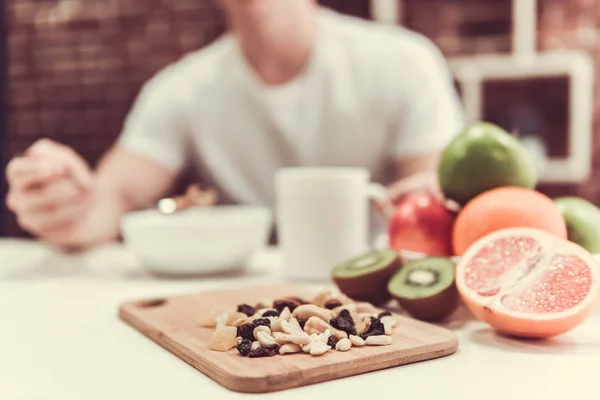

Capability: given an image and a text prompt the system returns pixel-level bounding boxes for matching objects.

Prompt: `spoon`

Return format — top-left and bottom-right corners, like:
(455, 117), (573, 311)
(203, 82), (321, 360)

(157, 184), (218, 214)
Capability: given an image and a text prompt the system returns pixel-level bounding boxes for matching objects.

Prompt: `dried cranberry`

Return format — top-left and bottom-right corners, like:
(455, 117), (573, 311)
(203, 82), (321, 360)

(324, 300), (343, 310)
(262, 309), (280, 318)
(237, 304), (256, 317)
(378, 311), (392, 319)
(327, 336), (339, 348)
(248, 344), (280, 358)
(253, 318), (271, 328)
(360, 319), (385, 340)
(330, 309), (356, 336)
(237, 323), (256, 341)
(273, 300), (299, 313)
(237, 338), (252, 356)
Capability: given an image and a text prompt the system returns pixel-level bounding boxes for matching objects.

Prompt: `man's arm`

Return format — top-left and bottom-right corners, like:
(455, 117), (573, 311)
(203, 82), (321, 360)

(6, 140), (177, 249)
(386, 153), (441, 202)
(383, 34), (465, 202)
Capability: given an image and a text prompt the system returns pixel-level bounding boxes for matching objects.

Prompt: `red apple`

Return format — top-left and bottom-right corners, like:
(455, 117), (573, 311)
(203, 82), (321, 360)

(388, 191), (457, 256)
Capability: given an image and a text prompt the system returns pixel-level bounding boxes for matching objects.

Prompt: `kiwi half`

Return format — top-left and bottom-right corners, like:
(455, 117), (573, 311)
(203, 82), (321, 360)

(387, 257), (459, 322)
(332, 249), (401, 305)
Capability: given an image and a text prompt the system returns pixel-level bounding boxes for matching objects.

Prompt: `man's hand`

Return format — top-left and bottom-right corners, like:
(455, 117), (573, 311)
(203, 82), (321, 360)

(5, 139), (94, 239)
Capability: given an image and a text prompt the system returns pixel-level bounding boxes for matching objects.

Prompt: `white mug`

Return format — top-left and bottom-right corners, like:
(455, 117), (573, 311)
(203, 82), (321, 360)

(275, 167), (393, 281)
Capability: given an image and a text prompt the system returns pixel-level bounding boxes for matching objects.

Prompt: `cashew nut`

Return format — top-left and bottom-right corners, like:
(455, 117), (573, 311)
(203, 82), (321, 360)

(292, 304), (334, 323)
(302, 333), (319, 353)
(273, 331), (311, 345)
(250, 341), (261, 351)
(349, 335), (365, 347)
(335, 338), (352, 352)
(256, 331), (278, 346)
(365, 335), (393, 346)
(355, 314), (372, 336)
(281, 320), (304, 334)
(303, 316), (348, 339)
(253, 325), (271, 340)
(279, 343), (302, 355)
(309, 341), (331, 356)
(279, 307), (292, 321)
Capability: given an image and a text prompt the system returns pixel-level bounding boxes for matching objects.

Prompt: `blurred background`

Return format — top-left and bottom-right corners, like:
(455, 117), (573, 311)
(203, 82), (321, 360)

(0, 0), (599, 237)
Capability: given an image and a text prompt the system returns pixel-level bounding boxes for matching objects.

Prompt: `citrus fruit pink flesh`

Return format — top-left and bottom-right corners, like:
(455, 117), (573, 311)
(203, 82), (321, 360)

(457, 228), (599, 338)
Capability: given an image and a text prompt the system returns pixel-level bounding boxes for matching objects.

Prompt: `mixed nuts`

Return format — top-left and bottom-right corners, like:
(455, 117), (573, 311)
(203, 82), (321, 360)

(204, 290), (396, 357)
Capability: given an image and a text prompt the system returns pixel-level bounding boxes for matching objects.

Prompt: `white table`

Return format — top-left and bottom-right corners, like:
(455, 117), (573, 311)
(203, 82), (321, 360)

(1, 239), (599, 400)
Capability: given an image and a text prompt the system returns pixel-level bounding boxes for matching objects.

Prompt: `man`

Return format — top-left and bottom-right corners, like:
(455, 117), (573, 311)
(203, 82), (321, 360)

(5, 0), (464, 249)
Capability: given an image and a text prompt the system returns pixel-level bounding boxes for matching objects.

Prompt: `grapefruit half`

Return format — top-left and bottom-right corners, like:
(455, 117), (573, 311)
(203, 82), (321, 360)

(456, 227), (600, 338)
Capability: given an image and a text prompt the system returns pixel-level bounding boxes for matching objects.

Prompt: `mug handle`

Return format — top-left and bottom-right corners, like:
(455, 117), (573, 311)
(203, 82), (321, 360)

(367, 183), (396, 220)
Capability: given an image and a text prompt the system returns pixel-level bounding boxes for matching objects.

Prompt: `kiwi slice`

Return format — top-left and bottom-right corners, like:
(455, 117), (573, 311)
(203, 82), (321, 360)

(387, 257), (459, 322)
(332, 249), (401, 305)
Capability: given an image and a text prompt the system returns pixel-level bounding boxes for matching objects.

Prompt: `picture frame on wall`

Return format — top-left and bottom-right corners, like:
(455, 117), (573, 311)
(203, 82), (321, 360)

(450, 51), (595, 184)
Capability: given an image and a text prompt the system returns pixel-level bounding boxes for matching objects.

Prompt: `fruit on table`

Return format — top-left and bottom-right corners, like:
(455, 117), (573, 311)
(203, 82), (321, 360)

(388, 191), (457, 256)
(438, 122), (538, 205)
(387, 257), (459, 321)
(332, 249), (401, 305)
(452, 187), (567, 256)
(208, 325), (238, 351)
(555, 197), (600, 253)
(456, 227), (600, 338)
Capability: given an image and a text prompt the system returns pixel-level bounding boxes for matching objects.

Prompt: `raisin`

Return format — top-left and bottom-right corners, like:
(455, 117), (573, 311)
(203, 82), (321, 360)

(248, 344), (280, 358)
(330, 309), (356, 336)
(262, 309), (280, 318)
(285, 296), (308, 305)
(237, 338), (252, 356)
(360, 319), (385, 340)
(378, 311), (392, 319)
(327, 336), (340, 348)
(237, 323), (256, 341)
(273, 300), (299, 313)
(253, 318), (271, 328)
(370, 316), (378, 324)
(324, 300), (343, 310)
(237, 304), (256, 317)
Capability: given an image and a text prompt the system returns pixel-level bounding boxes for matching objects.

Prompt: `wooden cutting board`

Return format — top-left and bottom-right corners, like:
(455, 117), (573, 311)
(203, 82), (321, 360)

(118, 284), (458, 393)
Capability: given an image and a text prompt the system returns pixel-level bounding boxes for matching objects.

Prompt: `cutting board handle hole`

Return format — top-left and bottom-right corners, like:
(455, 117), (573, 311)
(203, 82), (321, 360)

(138, 299), (167, 308)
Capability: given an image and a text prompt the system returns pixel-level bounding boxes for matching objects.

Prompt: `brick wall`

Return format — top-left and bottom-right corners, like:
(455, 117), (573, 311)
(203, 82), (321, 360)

(1, 0), (371, 236)
(403, 0), (600, 202)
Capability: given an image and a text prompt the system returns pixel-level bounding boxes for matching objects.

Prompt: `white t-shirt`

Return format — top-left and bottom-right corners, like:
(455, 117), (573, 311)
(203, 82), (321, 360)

(118, 7), (465, 209)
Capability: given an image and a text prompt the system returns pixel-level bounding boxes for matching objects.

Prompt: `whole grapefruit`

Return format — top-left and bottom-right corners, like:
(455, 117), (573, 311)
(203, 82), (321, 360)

(438, 122), (538, 205)
(453, 187), (567, 255)
(456, 227), (600, 338)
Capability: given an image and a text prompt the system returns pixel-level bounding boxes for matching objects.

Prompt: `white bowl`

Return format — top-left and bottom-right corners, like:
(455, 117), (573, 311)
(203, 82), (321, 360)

(121, 205), (273, 276)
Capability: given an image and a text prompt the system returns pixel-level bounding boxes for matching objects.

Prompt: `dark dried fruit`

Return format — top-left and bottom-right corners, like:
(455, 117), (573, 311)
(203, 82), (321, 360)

(370, 316), (378, 324)
(360, 319), (385, 340)
(237, 338), (252, 356)
(248, 344), (280, 358)
(273, 300), (300, 313)
(286, 296), (308, 305)
(327, 336), (340, 348)
(378, 311), (392, 319)
(237, 304), (256, 317)
(324, 300), (343, 310)
(262, 309), (280, 318)
(330, 309), (356, 336)
(253, 318), (271, 328)
(298, 319), (306, 330)
(237, 323), (256, 341)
